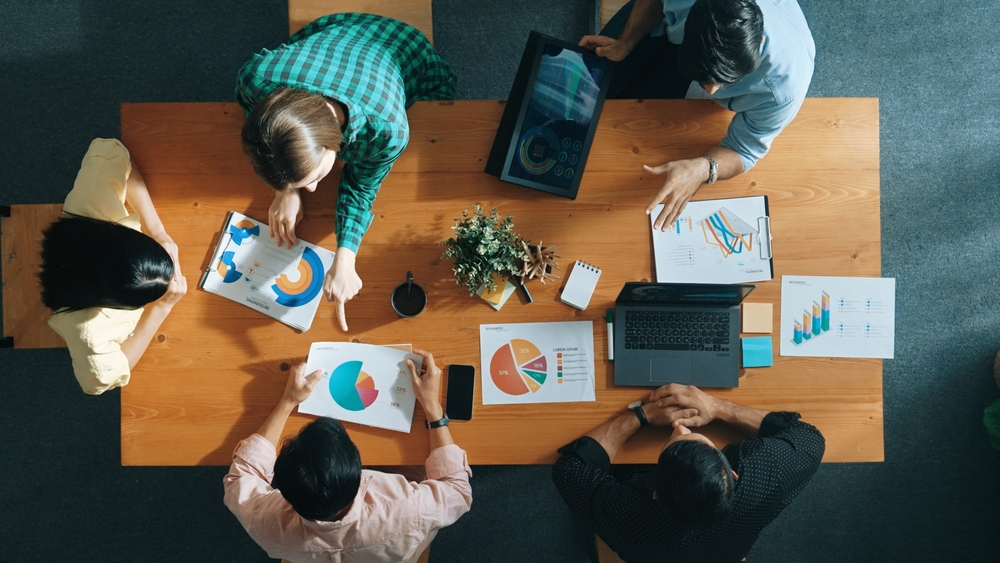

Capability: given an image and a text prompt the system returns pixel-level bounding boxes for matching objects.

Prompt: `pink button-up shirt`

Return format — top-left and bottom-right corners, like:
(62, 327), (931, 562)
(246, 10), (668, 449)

(224, 434), (472, 563)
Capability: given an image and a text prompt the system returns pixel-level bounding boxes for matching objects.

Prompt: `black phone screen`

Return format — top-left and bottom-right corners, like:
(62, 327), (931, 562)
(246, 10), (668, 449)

(446, 364), (476, 421)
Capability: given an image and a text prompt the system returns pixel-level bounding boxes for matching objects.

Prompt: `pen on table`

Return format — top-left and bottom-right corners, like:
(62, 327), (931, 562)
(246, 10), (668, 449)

(606, 308), (614, 362)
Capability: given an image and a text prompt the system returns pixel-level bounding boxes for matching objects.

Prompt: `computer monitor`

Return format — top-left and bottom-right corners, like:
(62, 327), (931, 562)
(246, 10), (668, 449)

(485, 31), (614, 199)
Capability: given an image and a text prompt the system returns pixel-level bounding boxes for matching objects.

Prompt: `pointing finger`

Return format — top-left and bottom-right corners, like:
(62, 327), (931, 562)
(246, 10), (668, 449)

(337, 300), (348, 331)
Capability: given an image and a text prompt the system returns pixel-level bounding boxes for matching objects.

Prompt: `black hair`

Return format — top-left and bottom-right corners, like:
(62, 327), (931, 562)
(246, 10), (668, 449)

(654, 439), (736, 530)
(272, 417), (362, 521)
(39, 216), (173, 313)
(677, 0), (765, 87)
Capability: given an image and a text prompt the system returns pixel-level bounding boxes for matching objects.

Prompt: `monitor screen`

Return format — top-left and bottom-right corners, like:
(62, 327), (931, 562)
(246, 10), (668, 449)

(490, 33), (613, 199)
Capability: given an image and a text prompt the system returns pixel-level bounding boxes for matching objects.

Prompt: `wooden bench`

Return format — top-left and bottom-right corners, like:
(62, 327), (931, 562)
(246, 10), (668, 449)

(0, 204), (66, 349)
(288, 0), (435, 43)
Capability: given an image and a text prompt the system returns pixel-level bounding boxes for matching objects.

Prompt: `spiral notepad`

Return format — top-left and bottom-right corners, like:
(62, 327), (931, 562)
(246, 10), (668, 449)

(561, 261), (602, 310)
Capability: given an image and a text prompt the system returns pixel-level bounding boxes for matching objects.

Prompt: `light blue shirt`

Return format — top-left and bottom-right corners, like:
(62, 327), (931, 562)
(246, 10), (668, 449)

(654, 0), (815, 171)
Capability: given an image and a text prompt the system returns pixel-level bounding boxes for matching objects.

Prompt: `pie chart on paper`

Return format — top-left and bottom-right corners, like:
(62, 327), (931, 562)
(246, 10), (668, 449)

(328, 360), (379, 411)
(490, 339), (548, 395)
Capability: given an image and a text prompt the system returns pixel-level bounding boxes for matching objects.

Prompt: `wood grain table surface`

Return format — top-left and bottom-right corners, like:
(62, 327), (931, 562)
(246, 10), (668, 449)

(118, 98), (882, 466)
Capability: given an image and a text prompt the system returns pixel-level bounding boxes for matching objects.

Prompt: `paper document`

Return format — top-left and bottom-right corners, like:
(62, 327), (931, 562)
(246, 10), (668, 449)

(200, 211), (335, 331)
(651, 196), (772, 284)
(299, 342), (421, 433)
(479, 321), (596, 405)
(779, 276), (896, 359)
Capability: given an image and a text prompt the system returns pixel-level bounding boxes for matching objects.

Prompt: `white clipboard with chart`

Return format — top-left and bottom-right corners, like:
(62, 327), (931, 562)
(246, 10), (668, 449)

(199, 211), (335, 331)
(650, 196), (772, 284)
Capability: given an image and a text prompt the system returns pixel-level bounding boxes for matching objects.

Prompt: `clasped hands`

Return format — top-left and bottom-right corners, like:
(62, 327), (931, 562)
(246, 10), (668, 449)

(268, 189), (362, 332)
(640, 383), (721, 429)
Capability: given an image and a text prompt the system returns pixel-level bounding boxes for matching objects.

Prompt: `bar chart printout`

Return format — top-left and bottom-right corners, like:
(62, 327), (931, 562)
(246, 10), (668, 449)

(780, 276), (896, 359)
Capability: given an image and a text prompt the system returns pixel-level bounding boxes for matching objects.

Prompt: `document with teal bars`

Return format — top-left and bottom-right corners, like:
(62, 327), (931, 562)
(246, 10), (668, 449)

(199, 211), (335, 331)
(779, 275), (896, 359)
(650, 196), (772, 284)
(299, 342), (422, 433)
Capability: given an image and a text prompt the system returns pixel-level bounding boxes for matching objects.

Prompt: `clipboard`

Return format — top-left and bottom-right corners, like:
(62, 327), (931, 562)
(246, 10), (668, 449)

(199, 211), (335, 331)
(650, 196), (773, 284)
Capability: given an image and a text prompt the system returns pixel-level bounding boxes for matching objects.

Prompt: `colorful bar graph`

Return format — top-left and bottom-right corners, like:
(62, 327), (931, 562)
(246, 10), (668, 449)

(791, 290), (833, 346)
(821, 292), (831, 331)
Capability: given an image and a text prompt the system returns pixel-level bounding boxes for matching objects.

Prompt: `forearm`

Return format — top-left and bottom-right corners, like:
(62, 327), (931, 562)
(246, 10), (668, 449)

(714, 399), (769, 436)
(124, 159), (168, 238)
(119, 302), (173, 369)
(257, 399), (296, 448)
(585, 408), (643, 462)
(704, 146), (744, 181)
(617, 0), (666, 51)
(423, 401), (455, 450)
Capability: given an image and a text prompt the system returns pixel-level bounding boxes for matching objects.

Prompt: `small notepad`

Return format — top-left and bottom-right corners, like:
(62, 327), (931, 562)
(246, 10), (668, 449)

(561, 261), (602, 310)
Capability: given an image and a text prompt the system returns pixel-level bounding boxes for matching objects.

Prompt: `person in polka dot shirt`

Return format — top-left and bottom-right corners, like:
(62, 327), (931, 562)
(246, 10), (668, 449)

(552, 383), (824, 562)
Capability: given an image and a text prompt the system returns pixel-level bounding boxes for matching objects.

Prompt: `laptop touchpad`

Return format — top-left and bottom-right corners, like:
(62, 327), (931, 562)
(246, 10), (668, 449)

(650, 357), (692, 383)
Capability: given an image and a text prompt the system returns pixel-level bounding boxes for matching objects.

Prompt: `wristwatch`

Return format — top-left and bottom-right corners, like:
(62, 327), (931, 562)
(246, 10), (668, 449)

(627, 400), (648, 428)
(702, 155), (718, 185)
(425, 414), (450, 429)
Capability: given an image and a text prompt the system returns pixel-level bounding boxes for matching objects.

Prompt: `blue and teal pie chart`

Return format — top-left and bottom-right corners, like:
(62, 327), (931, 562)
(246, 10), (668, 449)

(329, 360), (380, 411)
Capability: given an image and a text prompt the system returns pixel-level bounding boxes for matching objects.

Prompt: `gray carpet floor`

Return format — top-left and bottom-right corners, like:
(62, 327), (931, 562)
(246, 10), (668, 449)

(2, 1), (999, 561)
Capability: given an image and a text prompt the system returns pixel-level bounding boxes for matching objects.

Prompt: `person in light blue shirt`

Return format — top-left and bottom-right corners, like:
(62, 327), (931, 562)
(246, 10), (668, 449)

(580, 0), (814, 230)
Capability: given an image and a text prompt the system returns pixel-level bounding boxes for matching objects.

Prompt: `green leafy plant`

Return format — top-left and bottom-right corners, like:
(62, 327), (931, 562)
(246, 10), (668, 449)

(439, 205), (528, 296)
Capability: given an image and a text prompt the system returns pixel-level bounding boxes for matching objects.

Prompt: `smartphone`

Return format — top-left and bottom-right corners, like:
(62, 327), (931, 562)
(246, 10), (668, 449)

(446, 364), (476, 421)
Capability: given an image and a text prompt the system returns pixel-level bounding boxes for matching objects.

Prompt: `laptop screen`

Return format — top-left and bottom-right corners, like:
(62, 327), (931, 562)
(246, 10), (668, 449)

(616, 283), (755, 306)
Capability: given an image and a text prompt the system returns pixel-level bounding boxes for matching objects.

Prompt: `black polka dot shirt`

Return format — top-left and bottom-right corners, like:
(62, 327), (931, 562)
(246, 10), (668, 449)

(552, 412), (825, 563)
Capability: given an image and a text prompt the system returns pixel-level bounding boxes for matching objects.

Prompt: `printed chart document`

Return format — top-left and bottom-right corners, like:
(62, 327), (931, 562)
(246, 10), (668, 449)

(651, 196), (772, 284)
(200, 211), (335, 331)
(779, 276), (896, 359)
(299, 342), (422, 433)
(479, 321), (596, 405)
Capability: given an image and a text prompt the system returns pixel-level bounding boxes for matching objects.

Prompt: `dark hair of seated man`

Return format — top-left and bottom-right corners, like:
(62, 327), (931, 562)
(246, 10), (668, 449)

(39, 216), (173, 313)
(677, 0), (765, 87)
(241, 88), (344, 191)
(272, 417), (362, 521)
(654, 439), (736, 529)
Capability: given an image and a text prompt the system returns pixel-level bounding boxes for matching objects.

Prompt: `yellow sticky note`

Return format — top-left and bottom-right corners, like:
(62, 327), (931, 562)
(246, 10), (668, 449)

(742, 302), (773, 333)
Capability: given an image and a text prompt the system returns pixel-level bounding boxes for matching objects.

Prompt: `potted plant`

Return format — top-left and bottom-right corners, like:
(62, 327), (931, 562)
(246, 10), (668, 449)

(439, 205), (528, 296)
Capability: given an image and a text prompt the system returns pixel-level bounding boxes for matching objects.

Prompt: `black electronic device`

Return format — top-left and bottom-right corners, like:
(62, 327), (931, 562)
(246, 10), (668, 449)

(446, 364), (476, 421)
(485, 31), (614, 199)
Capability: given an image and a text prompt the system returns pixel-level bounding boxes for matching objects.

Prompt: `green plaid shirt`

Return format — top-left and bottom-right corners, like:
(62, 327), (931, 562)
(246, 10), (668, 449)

(236, 13), (456, 252)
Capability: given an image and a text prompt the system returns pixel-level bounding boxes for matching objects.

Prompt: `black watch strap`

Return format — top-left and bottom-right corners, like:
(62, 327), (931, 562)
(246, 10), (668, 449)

(425, 415), (450, 429)
(631, 404), (649, 428)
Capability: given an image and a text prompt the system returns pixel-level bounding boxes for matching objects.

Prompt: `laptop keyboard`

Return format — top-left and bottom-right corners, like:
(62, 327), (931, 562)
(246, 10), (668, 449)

(624, 310), (731, 352)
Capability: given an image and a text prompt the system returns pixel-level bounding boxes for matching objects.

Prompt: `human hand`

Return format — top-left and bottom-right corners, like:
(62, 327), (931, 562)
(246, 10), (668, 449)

(324, 248), (361, 331)
(282, 362), (323, 406)
(158, 273), (187, 308)
(644, 158), (711, 230)
(268, 188), (303, 249)
(578, 34), (631, 61)
(406, 350), (444, 421)
(647, 383), (722, 428)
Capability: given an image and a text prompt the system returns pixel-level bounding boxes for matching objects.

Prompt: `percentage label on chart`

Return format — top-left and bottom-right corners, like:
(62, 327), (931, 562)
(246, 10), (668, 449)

(394, 387), (407, 394)
(389, 402), (400, 408)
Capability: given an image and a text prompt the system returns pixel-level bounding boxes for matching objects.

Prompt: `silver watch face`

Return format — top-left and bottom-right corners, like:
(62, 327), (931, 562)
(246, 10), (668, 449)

(628, 400), (643, 409)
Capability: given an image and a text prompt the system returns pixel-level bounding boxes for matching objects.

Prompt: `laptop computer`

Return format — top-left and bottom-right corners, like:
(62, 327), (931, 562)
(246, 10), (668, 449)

(614, 282), (755, 388)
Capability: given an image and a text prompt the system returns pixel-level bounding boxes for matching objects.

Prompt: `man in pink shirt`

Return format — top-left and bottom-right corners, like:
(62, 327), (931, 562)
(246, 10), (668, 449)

(224, 350), (472, 563)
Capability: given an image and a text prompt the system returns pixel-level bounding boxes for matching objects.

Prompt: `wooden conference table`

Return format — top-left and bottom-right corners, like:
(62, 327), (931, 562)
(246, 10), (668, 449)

(119, 98), (882, 466)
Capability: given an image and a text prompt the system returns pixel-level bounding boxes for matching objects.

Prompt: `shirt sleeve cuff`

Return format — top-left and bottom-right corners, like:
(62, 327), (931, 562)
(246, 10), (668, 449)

(759, 412), (802, 437)
(233, 434), (279, 481)
(557, 436), (611, 472)
(425, 444), (472, 480)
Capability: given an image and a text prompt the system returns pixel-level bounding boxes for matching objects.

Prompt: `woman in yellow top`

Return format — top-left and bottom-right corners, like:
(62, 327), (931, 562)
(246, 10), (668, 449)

(40, 139), (186, 394)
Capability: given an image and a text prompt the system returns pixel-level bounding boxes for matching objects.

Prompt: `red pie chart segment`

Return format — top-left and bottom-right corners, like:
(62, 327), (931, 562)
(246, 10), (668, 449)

(490, 344), (529, 395)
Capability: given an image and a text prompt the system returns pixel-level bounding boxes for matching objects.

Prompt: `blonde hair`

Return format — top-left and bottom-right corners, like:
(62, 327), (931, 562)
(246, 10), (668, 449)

(242, 88), (343, 189)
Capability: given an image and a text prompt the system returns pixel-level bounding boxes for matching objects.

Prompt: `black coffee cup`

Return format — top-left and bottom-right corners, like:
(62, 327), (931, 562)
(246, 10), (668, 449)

(391, 271), (427, 317)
